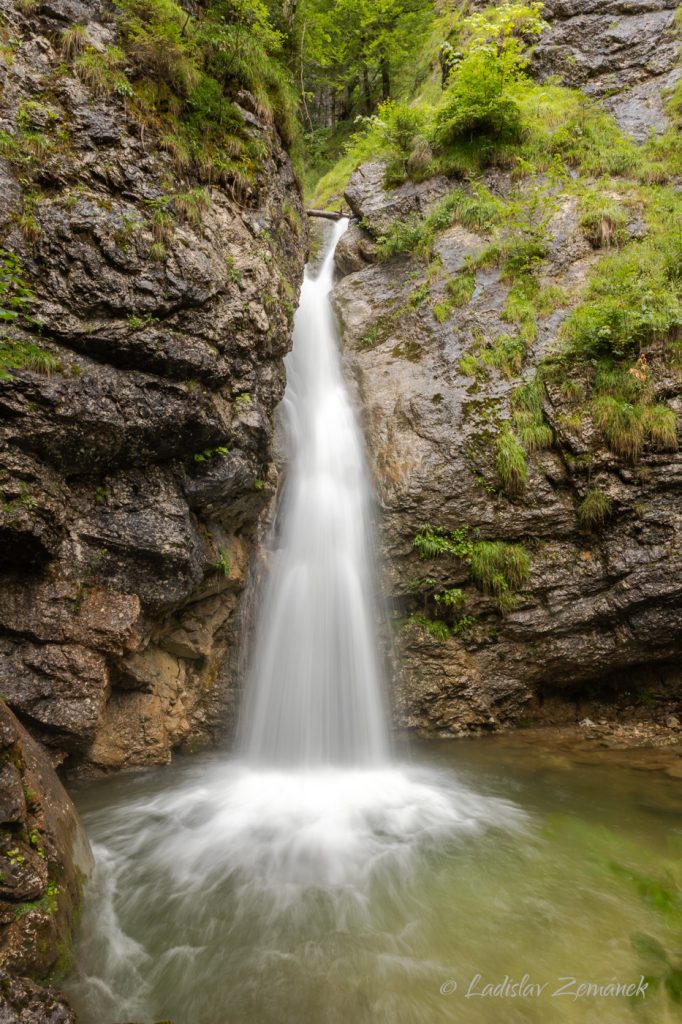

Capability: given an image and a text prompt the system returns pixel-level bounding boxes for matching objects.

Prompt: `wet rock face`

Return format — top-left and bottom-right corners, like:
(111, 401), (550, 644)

(0, 1), (306, 769)
(0, 972), (75, 1024)
(0, 703), (92, 984)
(532, 0), (681, 140)
(335, 187), (682, 734)
(333, 1), (682, 738)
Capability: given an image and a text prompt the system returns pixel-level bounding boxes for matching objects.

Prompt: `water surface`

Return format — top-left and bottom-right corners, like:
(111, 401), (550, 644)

(66, 738), (682, 1024)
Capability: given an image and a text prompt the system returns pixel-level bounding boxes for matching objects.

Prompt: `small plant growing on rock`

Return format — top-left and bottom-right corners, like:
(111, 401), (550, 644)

(470, 540), (530, 613)
(213, 549), (231, 577)
(578, 192), (628, 249)
(578, 489), (613, 529)
(61, 23), (88, 60)
(495, 429), (528, 493)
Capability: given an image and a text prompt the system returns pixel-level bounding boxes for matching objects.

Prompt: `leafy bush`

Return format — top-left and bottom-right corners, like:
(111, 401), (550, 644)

(434, 49), (523, 144)
(374, 100), (428, 159)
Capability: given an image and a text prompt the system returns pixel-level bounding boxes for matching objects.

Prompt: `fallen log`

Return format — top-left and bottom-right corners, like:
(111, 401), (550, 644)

(306, 209), (344, 221)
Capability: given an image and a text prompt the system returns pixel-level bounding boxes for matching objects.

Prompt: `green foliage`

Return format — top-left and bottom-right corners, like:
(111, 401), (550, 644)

(591, 394), (678, 460)
(0, 251), (56, 380)
(562, 198), (682, 360)
(74, 46), (133, 98)
(194, 445), (230, 462)
(408, 615), (450, 642)
(377, 184), (502, 259)
(495, 428), (528, 494)
(213, 548), (231, 576)
(0, 250), (33, 326)
(60, 23), (88, 60)
(433, 587), (466, 613)
(577, 488), (613, 529)
(69, 0), (299, 185)
(412, 524), (530, 613)
(511, 377), (553, 452)
(14, 880), (59, 922)
(173, 187), (211, 225)
(578, 191), (628, 249)
(434, 49), (522, 144)
(433, 2), (545, 144)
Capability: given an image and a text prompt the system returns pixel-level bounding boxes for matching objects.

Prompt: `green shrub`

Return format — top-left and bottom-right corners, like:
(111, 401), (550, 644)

(375, 100), (428, 159)
(433, 49), (523, 144)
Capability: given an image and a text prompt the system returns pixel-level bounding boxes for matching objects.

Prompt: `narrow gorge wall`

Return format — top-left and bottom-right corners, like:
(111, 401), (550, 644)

(332, 0), (682, 741)
(0, 0), (306, 774)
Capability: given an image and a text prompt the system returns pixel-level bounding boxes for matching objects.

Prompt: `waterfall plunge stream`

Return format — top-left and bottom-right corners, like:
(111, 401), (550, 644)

(66, 224), (532, 1024)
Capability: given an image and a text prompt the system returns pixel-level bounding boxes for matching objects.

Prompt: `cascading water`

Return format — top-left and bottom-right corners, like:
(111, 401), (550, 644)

(66, 224), (528, 1024)
(239, 218), (388, 766)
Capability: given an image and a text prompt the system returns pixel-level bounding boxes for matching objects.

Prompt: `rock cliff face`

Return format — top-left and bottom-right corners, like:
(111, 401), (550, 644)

(0, 0), (305, 771)
(332, 5), (682, 739)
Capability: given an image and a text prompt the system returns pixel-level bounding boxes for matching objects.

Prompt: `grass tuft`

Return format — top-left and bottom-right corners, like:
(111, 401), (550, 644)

(578, 488), (613, 529)
(495, 429), (528, 493)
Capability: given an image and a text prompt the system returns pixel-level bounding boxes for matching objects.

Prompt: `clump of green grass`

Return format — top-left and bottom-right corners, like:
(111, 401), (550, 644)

(0, 339), (58, 379)
(578, 192), (628, 249)
(512, 376), (553, 451)
(591, 392), (678, 459)
(643, 404), (678, 450)
(60, 23), (88, 60)
(407, 615), (450, 643)
(495, 428), (528, 494)
(592, 396), (646, 459)
(172, 188), (211, 226)
(377, 184), (502, 260)
(578, 488), (613, 529)
(74, 46), (132, 98)
(470, 541), (531, 613)
(448, 272), (476, 307)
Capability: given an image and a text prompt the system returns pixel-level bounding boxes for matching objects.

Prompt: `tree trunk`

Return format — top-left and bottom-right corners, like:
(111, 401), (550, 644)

(362, 66), (372, 115)
(381, 58), (390, 101)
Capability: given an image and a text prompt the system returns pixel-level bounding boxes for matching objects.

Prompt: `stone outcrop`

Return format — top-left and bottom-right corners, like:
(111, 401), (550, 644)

(0, 702), (92, 990)
(0, 0), (306, 771)
(532, 0), (681, 140)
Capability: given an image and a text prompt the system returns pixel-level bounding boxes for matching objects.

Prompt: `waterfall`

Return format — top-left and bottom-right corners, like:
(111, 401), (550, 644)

(239, 219), (389, 766)
(66, 221), (527, 1024)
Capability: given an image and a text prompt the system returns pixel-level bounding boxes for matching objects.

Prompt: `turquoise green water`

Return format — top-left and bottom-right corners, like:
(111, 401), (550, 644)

(66, 738), (682, 1024)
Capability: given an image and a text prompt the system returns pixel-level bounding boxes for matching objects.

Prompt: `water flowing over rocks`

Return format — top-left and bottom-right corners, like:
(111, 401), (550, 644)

(0, 0), (305, 774)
